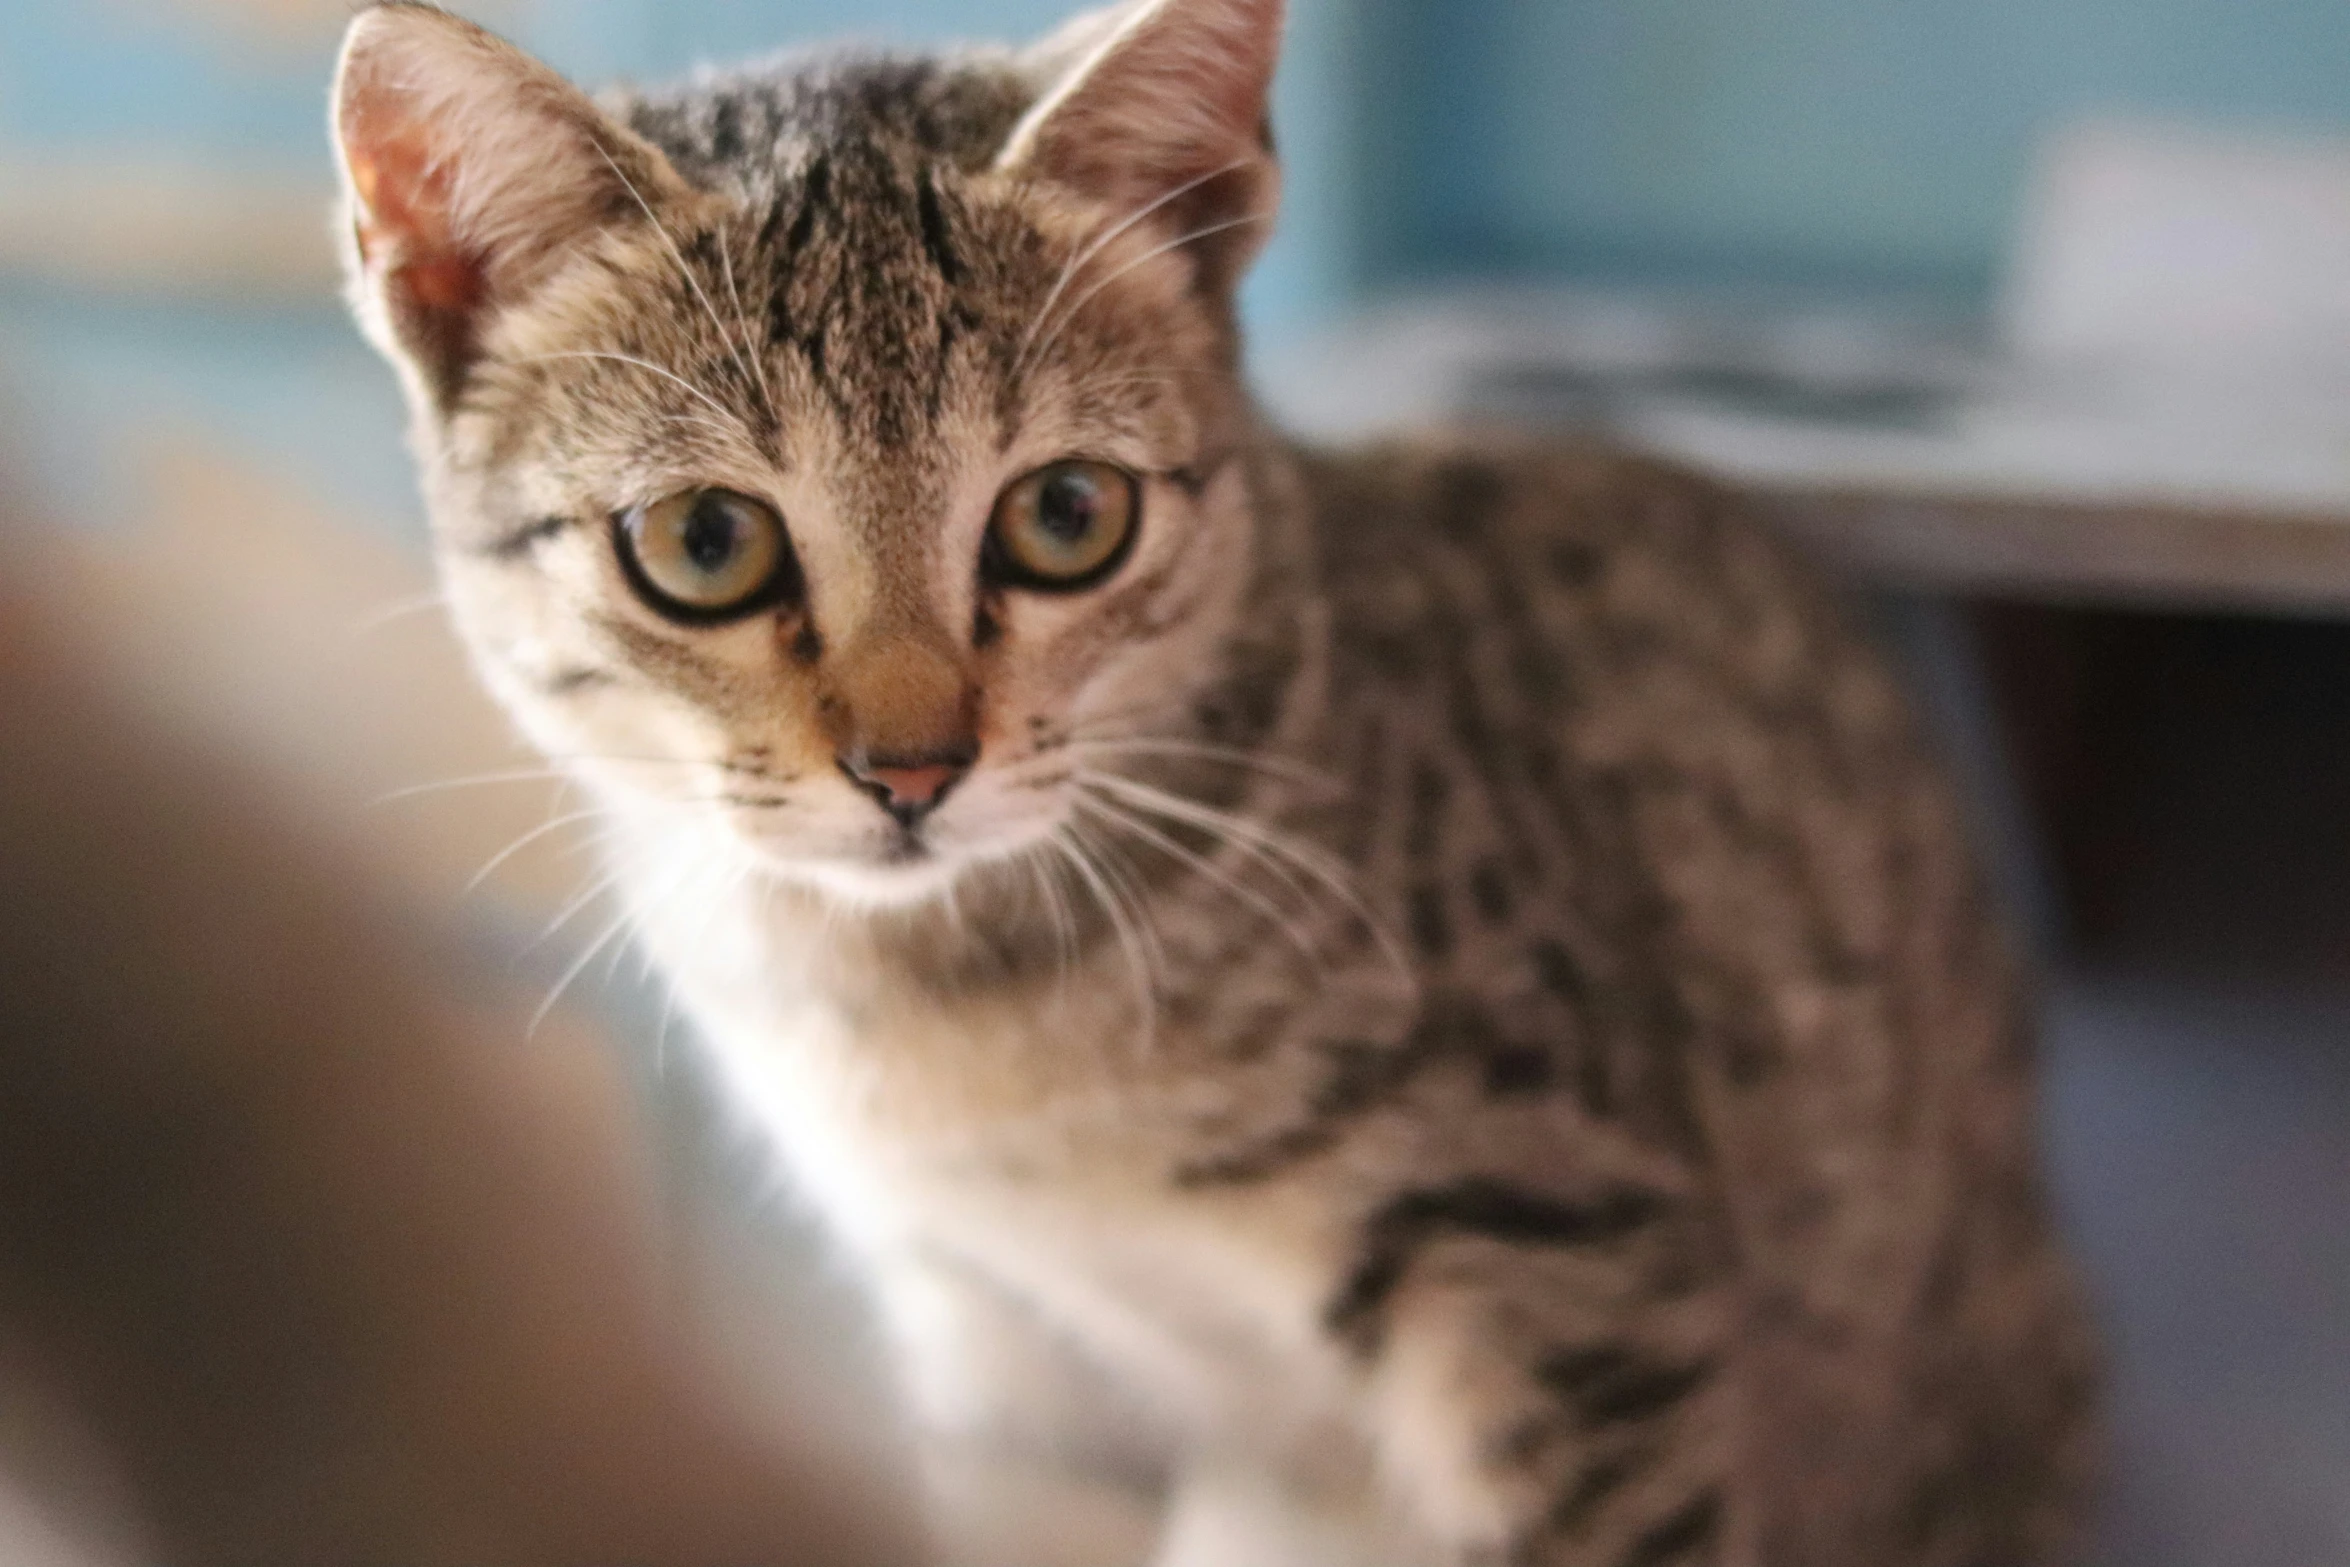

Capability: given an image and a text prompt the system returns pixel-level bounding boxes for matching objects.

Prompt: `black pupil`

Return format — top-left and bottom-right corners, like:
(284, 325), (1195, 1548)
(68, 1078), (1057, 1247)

(683, 495), (742, 572)
(1036, 470), (1102, 544)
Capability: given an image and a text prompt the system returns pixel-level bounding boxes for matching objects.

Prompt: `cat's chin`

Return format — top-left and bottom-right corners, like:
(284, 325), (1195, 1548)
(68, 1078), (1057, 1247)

(783, 853), (969, 912)
(757, 835), (1035, 913)
(741, 813), (1067, 915)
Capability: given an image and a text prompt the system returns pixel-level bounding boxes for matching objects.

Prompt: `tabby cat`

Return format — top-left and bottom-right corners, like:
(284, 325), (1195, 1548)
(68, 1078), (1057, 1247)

(330, 3), (2098, 1563)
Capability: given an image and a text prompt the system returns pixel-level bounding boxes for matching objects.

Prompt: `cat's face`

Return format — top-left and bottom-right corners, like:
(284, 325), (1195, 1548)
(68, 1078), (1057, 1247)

(334, 0), (1283, 907)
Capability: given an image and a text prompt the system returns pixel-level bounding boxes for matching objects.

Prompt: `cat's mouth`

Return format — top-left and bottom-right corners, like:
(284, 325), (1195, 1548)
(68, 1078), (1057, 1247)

(720, 773), (1069, 910)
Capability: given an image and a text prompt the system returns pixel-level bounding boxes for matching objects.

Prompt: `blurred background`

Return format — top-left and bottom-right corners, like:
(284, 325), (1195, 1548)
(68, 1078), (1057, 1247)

(1, 1), (2346, 1563)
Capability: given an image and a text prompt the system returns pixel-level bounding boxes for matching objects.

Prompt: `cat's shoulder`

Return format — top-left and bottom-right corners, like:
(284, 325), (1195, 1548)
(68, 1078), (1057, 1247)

(1288, 427), (1813, 600)
(1295, 426), (1709, 504)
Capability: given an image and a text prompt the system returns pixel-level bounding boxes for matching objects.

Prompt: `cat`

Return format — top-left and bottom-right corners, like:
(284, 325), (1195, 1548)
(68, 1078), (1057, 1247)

(330, 2), (2100, 1563)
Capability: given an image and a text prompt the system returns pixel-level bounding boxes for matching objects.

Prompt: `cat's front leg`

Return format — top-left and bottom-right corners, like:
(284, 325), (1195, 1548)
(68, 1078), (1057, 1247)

(1334, 1201), (1747, 1567)
(874, 1253), (1170, 1567)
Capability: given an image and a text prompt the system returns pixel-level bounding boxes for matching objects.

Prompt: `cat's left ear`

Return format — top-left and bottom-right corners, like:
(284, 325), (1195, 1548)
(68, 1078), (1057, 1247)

(330, 3), (692, 412)
(997, 0), (1284, 292)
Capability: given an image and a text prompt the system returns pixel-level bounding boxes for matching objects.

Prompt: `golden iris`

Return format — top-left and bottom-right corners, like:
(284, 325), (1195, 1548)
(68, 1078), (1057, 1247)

(987, 460), (1140, 590)
(617, 489), (792, 619)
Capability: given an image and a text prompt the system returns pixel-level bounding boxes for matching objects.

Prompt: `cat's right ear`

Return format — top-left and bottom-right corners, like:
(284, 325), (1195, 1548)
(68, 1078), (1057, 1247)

(331, 3), (686, 412)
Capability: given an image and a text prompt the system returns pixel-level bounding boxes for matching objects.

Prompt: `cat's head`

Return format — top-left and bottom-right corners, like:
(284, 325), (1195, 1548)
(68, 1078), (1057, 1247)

(332, 0), (1285, 908)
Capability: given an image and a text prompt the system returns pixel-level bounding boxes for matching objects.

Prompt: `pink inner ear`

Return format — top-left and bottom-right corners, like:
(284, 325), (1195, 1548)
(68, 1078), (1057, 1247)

(346, 103), (484, 316)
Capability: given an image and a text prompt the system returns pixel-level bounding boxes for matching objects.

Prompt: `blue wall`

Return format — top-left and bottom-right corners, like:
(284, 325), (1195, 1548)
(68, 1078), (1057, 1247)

(1362, 0), (2350, 303)
(0, 0), (1361, 529)
(0, 4), (334, 161)
(8, 0), (2346, 322)
(0, 0), (1356, 340)
(524, 0), (1074, 77)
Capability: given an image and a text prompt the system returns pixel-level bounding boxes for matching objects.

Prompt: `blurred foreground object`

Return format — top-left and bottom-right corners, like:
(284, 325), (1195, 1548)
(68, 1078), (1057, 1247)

(0, 520), (917, 1564)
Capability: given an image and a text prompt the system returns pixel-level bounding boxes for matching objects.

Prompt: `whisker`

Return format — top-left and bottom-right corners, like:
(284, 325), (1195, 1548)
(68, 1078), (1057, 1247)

(1023, 209), (1274, 376)
(371, 754), (711, 806)
(712, 220), (780, 428)
(658, 410), (754, 444)
(1070, 818), (1171, 1040)
(1072, 371), (1187, 397)
(508, 350), (743, 430)
(350, 589), (449, 638)
(533, 863), (630, 951)
(557, 820), (637, 863)
(373, 767), (576, 804)
(1025, 844), (1080, 998)
(531, 909), (632, 1036)
(1066, 737), (1339, 793)
(1013, 156), (1252, 385)
(1067, 765), (1314, 912)
(463, 806), (611, 896)
(594, 144), (766, 435)
(1072, 788), (1322, 967)
(1049, 828), (1157, 1056)
(1086, 770), (1414, 986)
(533, 842), (714, 1037)
(614, 851), (736, 987)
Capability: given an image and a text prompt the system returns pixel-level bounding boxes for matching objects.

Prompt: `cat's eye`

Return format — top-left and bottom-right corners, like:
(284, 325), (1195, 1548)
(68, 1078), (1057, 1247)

(985, 460), (1140, 592)
(615, 488), (798, 621)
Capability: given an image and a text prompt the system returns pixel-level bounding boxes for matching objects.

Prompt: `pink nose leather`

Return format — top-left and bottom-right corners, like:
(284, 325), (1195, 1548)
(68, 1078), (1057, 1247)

(839, 748), (975, 826)
(866, 762), (959, 809)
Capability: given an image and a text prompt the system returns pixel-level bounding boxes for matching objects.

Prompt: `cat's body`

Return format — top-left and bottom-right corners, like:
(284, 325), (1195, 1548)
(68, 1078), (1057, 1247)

(331, 4), (2097, 1563)
(630, 436), (2094, 1567)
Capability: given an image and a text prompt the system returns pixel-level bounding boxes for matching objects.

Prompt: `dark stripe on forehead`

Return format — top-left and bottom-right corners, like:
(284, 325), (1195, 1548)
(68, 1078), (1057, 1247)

(915, 165), (966, 286)
(796, 154), (964, 449)
(739, 116), (1024, 466)
(800, 320), (835, 409)
(771, 153), (829, 259)
(706, 95), (745, 162)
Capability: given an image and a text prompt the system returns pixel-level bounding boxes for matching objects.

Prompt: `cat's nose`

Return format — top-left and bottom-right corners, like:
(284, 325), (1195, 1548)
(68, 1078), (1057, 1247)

(839, 745), (975, 827)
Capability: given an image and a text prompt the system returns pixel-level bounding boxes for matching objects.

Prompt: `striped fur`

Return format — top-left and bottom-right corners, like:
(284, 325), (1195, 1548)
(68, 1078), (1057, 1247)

(334, 4), (2099, 1564)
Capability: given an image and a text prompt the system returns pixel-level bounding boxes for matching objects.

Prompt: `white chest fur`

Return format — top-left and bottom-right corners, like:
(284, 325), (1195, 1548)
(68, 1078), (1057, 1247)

(630, 853), (1357, 1461)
